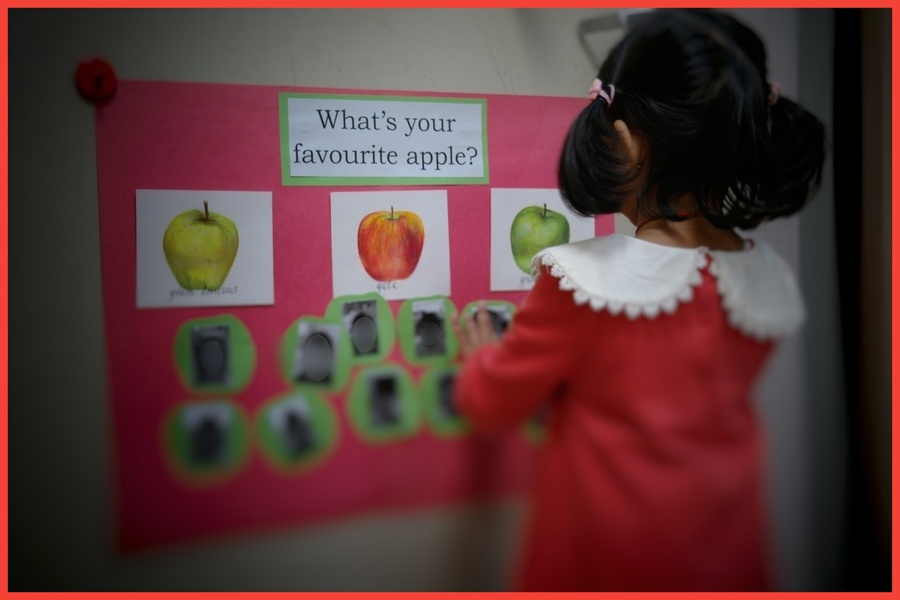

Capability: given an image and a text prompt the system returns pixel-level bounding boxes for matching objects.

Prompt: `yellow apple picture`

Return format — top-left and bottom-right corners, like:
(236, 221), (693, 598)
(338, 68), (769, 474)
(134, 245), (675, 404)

(163, 201), (240, 291)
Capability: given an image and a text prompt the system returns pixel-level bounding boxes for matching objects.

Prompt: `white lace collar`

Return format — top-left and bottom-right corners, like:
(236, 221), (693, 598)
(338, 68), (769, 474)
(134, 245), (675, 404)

(531, 233), (805, 340)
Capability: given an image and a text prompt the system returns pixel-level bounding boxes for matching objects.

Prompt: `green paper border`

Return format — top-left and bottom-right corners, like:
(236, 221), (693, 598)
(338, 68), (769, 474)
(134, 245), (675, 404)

(172, 314), (256, 395)
(280, 315), (352, 392)
(278, 92), (489, 187)
(346, 364), (422, 444)
(420, 365), (469, 438)
(324, 293), (395, 365)
(396, 295), (459, 366)
(254, 389), (339, 474)
(161, 399), (251, 486)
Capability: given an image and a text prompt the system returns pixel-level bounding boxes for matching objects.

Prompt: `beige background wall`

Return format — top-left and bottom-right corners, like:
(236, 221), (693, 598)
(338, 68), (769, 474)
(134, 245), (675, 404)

(10, 9), (836, 591)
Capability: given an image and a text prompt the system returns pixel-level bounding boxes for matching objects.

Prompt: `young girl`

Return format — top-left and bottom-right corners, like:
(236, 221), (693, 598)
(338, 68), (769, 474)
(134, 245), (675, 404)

(450, 9), (825, 592)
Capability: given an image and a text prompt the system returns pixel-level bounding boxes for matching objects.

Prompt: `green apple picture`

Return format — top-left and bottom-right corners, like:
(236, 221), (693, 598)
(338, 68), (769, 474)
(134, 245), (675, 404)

(509, 203), (570, 273)
(163, 201), (239, 291)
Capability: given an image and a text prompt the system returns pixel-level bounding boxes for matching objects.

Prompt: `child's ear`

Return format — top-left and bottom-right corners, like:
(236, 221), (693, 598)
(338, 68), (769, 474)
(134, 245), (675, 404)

(613, 119), (644, 167)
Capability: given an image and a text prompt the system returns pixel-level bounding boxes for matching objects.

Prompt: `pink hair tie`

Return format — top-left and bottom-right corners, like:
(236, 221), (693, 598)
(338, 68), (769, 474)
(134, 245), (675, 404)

(768, 81), (782, 106)
(588, 78), (615, 106)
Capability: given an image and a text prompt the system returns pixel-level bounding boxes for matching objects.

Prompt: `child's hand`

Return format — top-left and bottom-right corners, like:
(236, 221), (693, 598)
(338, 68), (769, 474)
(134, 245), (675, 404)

(451, 301), (500, 359)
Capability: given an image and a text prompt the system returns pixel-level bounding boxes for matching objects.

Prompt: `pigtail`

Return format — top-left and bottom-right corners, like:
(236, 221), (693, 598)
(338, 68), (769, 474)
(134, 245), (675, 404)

(768, 95), (827, 218)
(694, 46), (777, 229)
(558, 87), (632, 217)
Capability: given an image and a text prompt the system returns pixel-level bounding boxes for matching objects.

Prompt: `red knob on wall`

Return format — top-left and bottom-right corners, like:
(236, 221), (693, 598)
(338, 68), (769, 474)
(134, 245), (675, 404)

(75, 58), (117, 103)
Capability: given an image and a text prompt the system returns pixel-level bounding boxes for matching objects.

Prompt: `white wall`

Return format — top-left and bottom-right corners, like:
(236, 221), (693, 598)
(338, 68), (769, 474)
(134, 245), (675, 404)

(10, 8), (833, 591)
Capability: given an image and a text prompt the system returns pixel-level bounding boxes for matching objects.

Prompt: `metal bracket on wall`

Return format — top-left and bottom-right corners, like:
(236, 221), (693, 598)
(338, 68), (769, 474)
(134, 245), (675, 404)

(577, 9), (655, 69)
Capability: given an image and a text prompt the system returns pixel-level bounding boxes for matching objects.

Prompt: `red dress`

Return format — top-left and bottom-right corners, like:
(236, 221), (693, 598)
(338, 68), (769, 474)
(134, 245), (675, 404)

(455, 234), (805, 591)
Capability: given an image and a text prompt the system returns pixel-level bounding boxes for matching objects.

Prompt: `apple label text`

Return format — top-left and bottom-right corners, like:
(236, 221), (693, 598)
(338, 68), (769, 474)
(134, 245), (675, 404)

(168, 285), (239, 304)
(376, 281), (400, 292)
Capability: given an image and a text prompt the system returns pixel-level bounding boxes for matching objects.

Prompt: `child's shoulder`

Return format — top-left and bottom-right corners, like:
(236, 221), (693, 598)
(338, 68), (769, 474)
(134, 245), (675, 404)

(531, 233), (805, 340)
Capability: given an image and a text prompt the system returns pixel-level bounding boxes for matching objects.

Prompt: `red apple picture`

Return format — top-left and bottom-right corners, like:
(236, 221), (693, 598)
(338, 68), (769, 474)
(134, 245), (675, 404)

(357, 207), (425, 282)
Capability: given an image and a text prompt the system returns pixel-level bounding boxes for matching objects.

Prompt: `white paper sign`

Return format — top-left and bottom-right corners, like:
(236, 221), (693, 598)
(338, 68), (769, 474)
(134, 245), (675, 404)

(330, 190), (451, 300)
(136, 189), (274, 308)
(490, 188), (596, 291)
(281, 94), (487, 184)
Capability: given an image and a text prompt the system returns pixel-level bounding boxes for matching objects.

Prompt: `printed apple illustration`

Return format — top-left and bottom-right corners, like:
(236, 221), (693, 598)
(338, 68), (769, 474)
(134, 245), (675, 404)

(163, 201), (239, 291)
(510, 203), (570, 273)
(357, 206), (425, 281)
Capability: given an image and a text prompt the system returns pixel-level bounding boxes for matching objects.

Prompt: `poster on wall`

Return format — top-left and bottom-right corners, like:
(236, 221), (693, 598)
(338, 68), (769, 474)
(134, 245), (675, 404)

(94, 79), (613, 553)
(330, 190), (451, 300)
(490, 188), (597, 291)
(135, 189), (275, 308)
(280, 93), (488, 186)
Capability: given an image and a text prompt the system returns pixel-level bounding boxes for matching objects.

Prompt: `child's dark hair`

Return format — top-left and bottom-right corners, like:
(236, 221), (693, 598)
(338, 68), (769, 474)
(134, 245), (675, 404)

(559, 9), (826, 229)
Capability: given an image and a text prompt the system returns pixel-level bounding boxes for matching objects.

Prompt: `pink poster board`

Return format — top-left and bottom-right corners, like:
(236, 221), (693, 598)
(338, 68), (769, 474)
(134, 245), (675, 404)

(95, 80), (613, 553)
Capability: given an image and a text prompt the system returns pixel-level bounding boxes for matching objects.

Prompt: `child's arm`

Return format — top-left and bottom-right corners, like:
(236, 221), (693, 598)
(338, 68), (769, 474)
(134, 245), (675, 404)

(451, 266), (595, 432)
